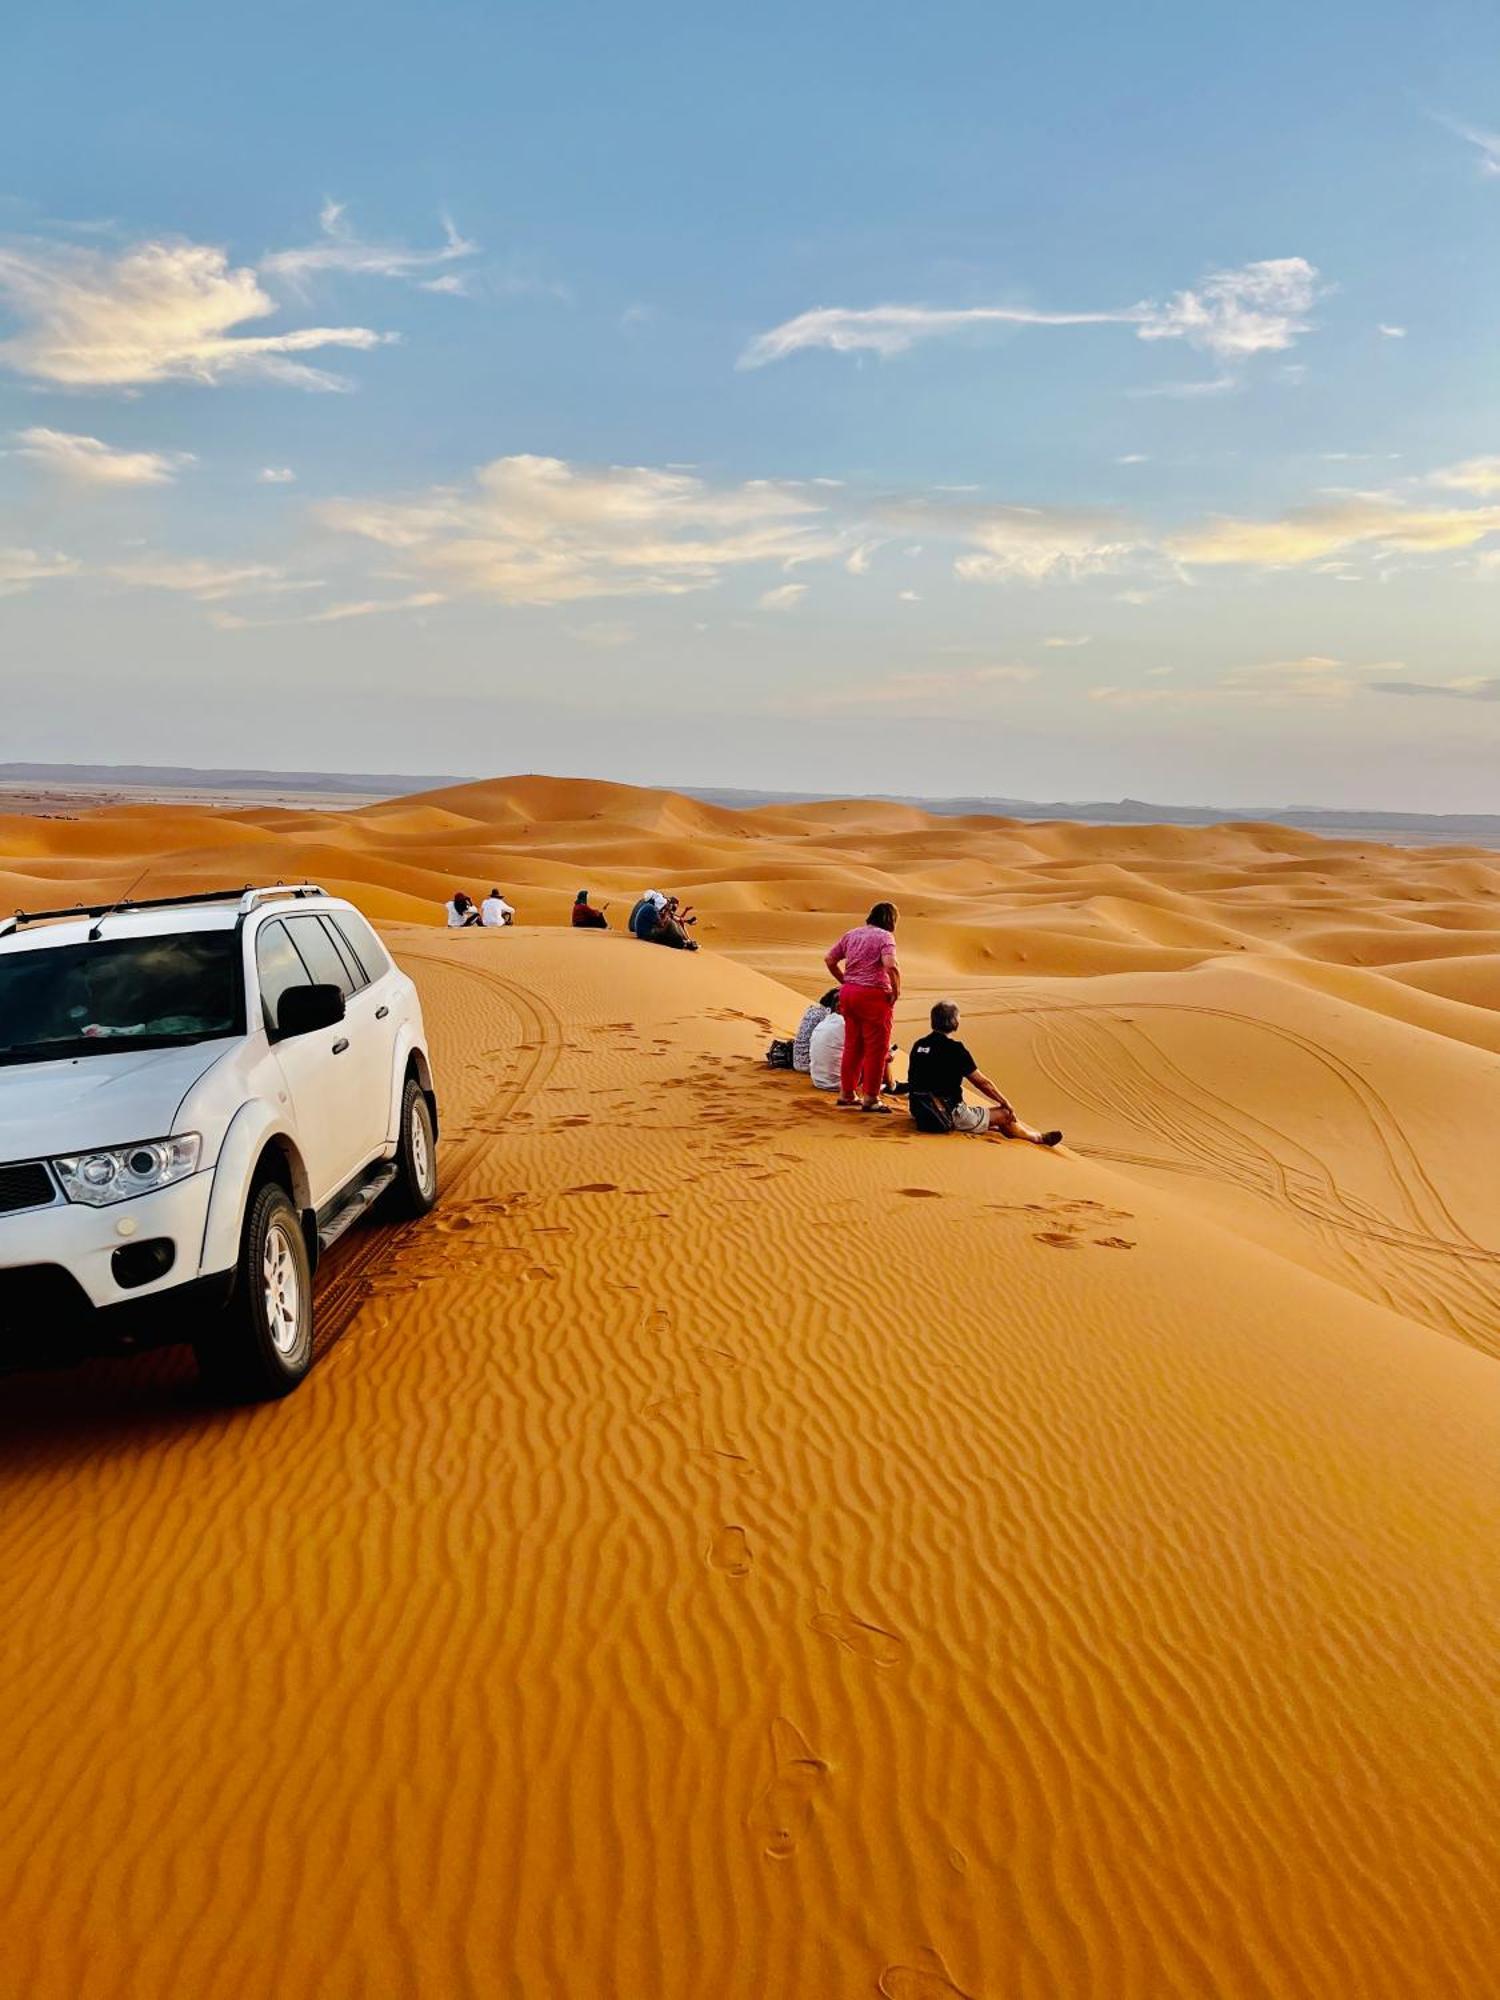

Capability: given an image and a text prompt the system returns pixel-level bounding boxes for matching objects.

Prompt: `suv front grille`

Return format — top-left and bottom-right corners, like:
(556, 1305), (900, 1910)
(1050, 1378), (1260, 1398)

(0, 1161), (57, 1216)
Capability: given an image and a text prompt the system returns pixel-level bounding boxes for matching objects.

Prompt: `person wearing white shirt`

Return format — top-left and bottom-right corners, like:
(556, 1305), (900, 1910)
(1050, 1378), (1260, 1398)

(446, 892), (480, 927)
(809, 1007), (899, 1094)
(480, 889), (515, 928)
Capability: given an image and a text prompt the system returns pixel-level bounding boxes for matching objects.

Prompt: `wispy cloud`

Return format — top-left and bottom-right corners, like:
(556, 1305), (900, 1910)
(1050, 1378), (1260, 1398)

(758, 582), (807, 611)
(1378, 324), (1407, 338)
(107, 557), (301, 600)
(12, 425), (193, 485)
(258, 465), (296, 484)
(1370, 675), (1500, 702)
(0, 544), (78, 596)
(211, 589), (443, 630)
(1092, 655), (1403, 708)
(260, 200), (477, 290)
(877, 495), (1139, 583)
(1428, 456), (1500, 496)
(1166, 492), (1500, 567)
(1437, 114), (1500, 176)
(741, 258), (1322, 374)
(0, 236), (393, 390)
(320, 453), (845, 606)
(1044, 634), (1091, 648)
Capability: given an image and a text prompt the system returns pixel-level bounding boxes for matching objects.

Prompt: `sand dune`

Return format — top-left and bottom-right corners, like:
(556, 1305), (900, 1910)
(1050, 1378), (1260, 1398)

(3, 777), (1499, 1997)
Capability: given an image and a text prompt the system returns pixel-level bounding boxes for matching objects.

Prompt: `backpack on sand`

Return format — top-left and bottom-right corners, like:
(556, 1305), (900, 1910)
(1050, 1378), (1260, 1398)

(765, 1038), (795, 1070)
(908, 1092), (955, 1134)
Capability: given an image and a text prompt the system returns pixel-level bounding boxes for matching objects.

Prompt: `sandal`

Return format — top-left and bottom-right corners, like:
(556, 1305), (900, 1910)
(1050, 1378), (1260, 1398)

(1040, 1130), (1063, 1147)
(860, 1101), (894, 1115)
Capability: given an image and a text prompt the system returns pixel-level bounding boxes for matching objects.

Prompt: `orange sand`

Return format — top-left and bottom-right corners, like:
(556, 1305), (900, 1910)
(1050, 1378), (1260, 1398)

(2, 777), (1499, 1998)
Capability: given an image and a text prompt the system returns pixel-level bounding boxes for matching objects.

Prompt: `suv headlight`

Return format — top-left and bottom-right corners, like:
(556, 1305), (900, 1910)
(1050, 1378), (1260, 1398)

(52, 1134), (203, 1208)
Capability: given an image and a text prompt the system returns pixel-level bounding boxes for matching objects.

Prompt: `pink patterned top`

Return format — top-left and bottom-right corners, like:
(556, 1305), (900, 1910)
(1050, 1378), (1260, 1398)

(829, 925), (897, 992)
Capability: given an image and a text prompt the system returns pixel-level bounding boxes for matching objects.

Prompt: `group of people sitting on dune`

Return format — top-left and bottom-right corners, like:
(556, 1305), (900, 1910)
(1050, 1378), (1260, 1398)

(446, 888), (515, 928)
(791, 902), (1062, 1144)
(626, 890), (698, 950)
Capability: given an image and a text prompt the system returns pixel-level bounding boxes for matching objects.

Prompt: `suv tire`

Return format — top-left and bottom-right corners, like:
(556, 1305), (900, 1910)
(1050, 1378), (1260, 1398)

(195, 1180), (314, 1401)
(387, 1074), (439, 1219)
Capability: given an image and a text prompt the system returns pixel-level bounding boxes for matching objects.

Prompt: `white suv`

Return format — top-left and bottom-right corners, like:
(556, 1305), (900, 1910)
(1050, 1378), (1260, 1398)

(0, 885), (439, 1400)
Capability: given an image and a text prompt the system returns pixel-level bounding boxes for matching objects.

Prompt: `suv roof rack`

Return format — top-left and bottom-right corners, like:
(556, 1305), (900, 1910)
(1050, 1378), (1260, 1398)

(0, 883), (329, 939)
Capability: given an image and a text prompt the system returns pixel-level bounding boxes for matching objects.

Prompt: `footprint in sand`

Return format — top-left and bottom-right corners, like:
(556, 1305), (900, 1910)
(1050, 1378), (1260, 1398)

(897, 1188), (944, 1199)
(748, 1718), (828, 1860)
(811, 1610), (906, 1667)
(1034, 1230), (1081, 1249)
(877, 1949), (977, 1998)
(563, 1182), (619, 1194)
(523, 1265), (558, 1282)
(707, 1525), (751, 1575)
(1094, 1236), (1136, 1250)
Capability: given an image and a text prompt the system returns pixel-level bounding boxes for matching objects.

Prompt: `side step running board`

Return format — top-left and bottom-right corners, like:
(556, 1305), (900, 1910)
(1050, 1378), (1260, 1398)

(317, 1163), (398, 1255)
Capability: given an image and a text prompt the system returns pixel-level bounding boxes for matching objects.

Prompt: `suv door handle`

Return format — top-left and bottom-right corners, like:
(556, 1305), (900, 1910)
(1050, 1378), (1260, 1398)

(375, 1004), (389, 1020)
(332, 1037), (350, 1054)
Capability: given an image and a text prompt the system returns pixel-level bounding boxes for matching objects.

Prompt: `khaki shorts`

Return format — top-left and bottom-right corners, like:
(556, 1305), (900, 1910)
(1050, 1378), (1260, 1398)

(950, 1102), (990, 1134)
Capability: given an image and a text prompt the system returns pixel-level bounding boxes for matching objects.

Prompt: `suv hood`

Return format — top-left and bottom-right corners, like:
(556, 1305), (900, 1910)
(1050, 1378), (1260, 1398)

(0, 1042), (231, 1161)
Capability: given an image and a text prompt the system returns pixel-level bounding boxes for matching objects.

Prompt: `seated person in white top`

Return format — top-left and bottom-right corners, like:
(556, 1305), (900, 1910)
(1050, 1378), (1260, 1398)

(446, 891), (480, 927)
(808, 1005), (899, 1094)
(480, 888), (515, 927)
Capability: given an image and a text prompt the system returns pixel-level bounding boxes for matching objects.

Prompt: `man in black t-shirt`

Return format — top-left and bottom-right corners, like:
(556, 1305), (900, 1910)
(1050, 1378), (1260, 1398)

(906, 1000), (1062, 1145)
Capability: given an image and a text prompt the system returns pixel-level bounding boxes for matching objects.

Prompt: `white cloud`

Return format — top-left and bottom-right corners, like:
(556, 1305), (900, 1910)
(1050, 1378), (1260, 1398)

(211, 589), (443, 630)
(260, 201), (477, 290)
(258, 466), (297, 484)
(1044, 634), (1091, 648)
(0, 237), (392, 390)
(1128, 375), (1238, 400)
(1091, 655), (1403, 708)
(1428, 456), (1500, 496)
(1379, 324), (1407, 338)
(741, 301), (1132, 366)
(107, 557), (297, 600)
(1115, 453), (1150, 465)
(845, 540), (881, 574)
(758, 582), (807, 611)
(1134, 258), (1320, 361)
(1372, 674), (1500, 701)
(1438, 114), (1500, 177)
(897, 588), (921, 601)
(741, 257), (1322, 372)
(0, 544), (77, 596)
(12, 425), (193, 486)
(1166, 492), (1500, 567)
(320, 454), (845, 606)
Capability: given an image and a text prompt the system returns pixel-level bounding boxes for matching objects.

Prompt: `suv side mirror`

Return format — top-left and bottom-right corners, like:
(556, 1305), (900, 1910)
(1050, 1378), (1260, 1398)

(274, 983), (346, 1039)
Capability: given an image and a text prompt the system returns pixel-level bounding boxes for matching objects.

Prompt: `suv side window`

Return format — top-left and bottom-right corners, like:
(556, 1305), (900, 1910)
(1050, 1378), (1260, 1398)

(285, 915), (357, 996)
(256, 919), (313, 1035)
(315, 914), (368, 993)
(331, 910), (391, 982)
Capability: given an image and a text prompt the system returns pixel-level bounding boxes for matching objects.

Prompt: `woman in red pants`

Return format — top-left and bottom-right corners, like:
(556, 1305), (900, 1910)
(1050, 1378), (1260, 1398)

(823, 901), (900, 1114)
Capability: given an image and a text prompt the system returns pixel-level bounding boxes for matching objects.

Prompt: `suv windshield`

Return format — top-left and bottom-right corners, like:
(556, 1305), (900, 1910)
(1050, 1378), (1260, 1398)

(0, 931), (244, 1066)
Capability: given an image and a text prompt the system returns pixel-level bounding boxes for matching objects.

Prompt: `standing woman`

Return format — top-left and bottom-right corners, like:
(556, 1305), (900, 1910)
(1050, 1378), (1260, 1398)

(824, 901), (900, 1113)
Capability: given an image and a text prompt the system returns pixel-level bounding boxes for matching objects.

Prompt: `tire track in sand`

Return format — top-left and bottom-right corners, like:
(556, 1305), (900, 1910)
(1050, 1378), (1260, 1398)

(312, 953), (564, 1353)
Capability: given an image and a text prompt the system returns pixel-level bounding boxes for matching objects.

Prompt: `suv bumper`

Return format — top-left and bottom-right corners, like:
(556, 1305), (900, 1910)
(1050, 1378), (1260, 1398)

(0, 1171), (226, 1355)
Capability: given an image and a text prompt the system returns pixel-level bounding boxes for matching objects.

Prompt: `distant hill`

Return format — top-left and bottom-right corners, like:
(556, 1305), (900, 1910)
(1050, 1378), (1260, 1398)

(2, 763), (1496, 847)
(0, 762), (466, 797)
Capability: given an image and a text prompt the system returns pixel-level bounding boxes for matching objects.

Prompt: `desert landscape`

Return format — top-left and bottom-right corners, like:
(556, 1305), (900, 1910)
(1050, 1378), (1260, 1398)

(2, 773), (1499, 1998)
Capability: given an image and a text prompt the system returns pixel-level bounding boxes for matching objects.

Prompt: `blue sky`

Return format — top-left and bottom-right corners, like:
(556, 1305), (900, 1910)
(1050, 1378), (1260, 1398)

(3, 0), (1500, 808)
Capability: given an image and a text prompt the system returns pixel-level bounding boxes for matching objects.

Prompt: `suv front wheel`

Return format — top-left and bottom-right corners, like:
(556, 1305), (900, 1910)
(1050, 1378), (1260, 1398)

(195, 1180), (314, 1401)
(387, 1074), (439, 1218)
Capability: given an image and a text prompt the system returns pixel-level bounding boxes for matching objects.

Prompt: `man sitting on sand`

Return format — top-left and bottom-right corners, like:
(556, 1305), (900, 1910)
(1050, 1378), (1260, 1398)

(480, 887), (515, 927)
(907, 1001), (1062, 1146)
(572, 890), (609, 929)
(631, 893), (698, 950)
